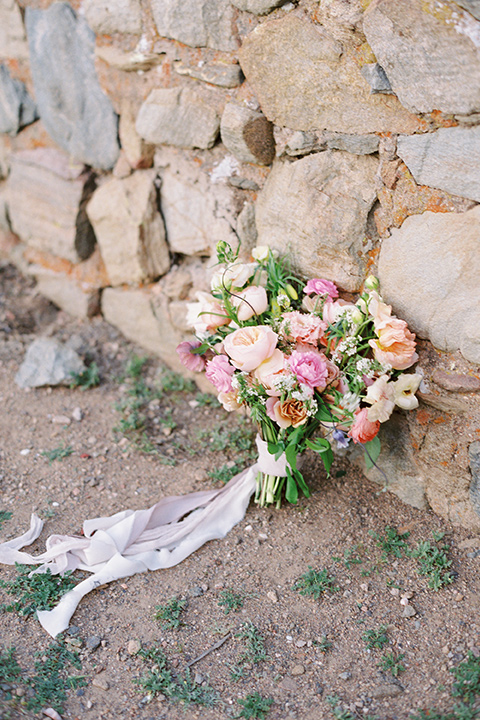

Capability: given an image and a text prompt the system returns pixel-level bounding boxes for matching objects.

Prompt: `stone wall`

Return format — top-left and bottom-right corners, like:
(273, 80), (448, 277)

(1, 0), (480, 530)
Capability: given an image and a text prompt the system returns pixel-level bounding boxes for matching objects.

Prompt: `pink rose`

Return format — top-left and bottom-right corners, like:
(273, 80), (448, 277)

(288, 350), (329, 391)
(176, 340), (205, 372)
(223, 325), (278, 372)
(281, 311), (327, 345)
(233, 285), (268, 322)
(254, 349), (287, 395)
(303, 278), (339, 300)
(369, 317), (418, 371)
(348, 408), (380, 444)
(205, 354), (235, 393)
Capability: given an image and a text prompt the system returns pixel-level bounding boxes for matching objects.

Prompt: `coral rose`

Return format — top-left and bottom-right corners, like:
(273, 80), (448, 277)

(348, 408), (380, 444)
(266, 397), (309, 429)
(218, 390), (243, 412)
(369, 318), (418, 371)
(223, 325), (278, 372)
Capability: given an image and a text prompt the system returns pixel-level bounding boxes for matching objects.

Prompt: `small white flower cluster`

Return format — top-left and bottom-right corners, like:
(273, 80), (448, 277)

(277, 293), (290, 309)
(273, 373), (296, 393)
(336, 336), (358, 357)
(341, 392), (360, 412)
(355, 358), (375, 379)
(291, 385), (312, 403)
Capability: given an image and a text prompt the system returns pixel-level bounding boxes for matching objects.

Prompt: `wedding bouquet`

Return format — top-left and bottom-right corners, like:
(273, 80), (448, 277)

(177, 242), (421, 508)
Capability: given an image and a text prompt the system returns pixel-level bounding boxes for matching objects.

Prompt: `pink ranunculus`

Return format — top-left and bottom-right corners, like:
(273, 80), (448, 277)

(233, 285), (268, 321)
(223, 325), (278, 372)
(205, 354), (235, 393)
(281, 311), (327, 345)
(289, 350), (329, 391)
(254, 349), (287, 395)
(369, 317), (418, 371)
(303, 278), (339, 300)
(348, 407), (380, 444)
(322, 299), (357, 325)
(176, 340), (206, 372)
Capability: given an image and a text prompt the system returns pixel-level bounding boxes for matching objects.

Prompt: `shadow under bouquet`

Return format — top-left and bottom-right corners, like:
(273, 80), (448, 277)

(178, 242), (422, 508)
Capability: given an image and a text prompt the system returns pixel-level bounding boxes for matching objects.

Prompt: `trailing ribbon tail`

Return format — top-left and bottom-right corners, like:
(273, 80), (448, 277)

(0, 465), (257, 637)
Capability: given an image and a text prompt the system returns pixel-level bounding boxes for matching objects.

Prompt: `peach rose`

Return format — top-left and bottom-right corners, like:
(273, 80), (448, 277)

(254, 349), (288, 395)
(266, 397), (309, 429)
(233, 285), (268, 321)
(348, 408), (380, 444)
(223, 325), (278, 372)
(218, 390), (243, 412)
(369, 318), (418, 371)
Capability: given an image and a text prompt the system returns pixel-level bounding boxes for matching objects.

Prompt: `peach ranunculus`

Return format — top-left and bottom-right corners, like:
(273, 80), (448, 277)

(232, 285), (268, 321)
(223, 325), (278, 372)
(281, 311), (327, 345)
(186, 291), (230, 335)
(364, 374), (395, 423)
(266, 397), (309, 429)
(368, 290), (393, 325)
(254, 349), (288, 395)
(369, 317), (419, 371)
(348, 407), (380, 444)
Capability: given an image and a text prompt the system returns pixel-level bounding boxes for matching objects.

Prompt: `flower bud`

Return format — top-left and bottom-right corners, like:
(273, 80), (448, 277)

(286, 284), (298, 300)
(364, 275), (380, 291)
(251, 245), (270, 262)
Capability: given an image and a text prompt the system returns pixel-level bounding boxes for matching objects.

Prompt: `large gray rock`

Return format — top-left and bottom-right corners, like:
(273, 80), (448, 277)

(220, 103), (275, 165)
(238, 14), (422, 134)
(0, 65), (38, 136)
(6, 149), (96, 263)
(378, 206), (480, 364)
(83, 0), (142, 35)
(397, 126), (480, 203)
(15, 337), (85, 388)
(136, 88), (220, 150)
(231, 0), (289, 14)
(156, 148), (238, 256)
(363, 0), (480, 115)
(25, 3), (119, 170)
(255, 151), (378, 292)
(0, 0), (29, 61)
(86, 171), (170, 286)
(150, 0), (238, 51)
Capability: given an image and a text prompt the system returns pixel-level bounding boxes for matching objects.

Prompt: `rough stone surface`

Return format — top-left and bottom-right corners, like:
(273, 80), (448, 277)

(432, 370), (480, 393)
(352, 414), (426, 510)
(174, 61), (243, 88)
(468, 441), (480, 516)
(378, 206), (480, 364)
(363, 0), (480, 115)
(374, 160), (476, 238)
(232, 0), (289, 14)
(83, 0), (142, 35)
(236, 201), (257, 249)
(360, 63), (393, 94)
(220, 103), (275, 165)
(95, 45), (163, 72)
(6, 149), (97, 263)
(397, 126), (480, 203)
(34, 271), (101, 319)
(0, 65), (38, 136)
(156, 149), (239, 256)
(150, 0), (238, 51)
(238, 14), (423, 134)
(324, 131), (379, 154)
(136, 88), (220, 150)
(0, 0), (29, 61)
(86, 171), (169, 286)
(455, 0), (480, 20)
(255, 151), (378, 292)
(119, 101), (155, 170)
(15, 337), (85, 388)
(25, 3), (119, 170)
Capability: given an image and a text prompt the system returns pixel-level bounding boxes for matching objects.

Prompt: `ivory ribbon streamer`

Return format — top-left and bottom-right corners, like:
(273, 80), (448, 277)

(255, 435), (288, 476)
(0, 465), (257, 637)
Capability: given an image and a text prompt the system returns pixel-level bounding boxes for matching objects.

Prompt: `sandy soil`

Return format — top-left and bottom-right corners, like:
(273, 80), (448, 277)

(0, 263), (479, 720)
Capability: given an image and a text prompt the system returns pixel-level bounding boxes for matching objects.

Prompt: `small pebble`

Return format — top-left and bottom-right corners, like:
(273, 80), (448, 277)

(267, 590), (278, 603)
(279, 677), (298, 692)
(72, 407), (83, 422)
(20, 448), (30, 456)
(86, 700), (93, 709)
(52, 414), (71, 425)
(371, 684), (403, 699)
(291, 664), (305, 676)
(92, 674), (109, 691)
(127, 639), (141, 656)
(295, 640), (307, 648)
(194, 672), (203, 684)
(402, 605), (417, 618)
(244, 525), (253, 532)
(453, 592), (464, 602)
(339, 672), (352, 680)
(189, 585), (204, 597)
(86, 635), (102, 651)
(390, 588), (400, 596)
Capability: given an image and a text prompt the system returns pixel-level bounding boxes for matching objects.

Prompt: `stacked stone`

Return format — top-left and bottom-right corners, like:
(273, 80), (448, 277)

(1, 0), (480, 530)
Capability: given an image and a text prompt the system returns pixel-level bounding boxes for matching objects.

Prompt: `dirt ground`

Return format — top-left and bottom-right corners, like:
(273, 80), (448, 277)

(0, 263), (479, 720)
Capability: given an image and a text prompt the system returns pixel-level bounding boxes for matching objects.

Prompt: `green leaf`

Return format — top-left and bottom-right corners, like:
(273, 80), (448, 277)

(285, 443), (298, 472)
(285, 471), (298, 504)
(364, 435), (381, 470)
(267, 442), (284, 460)
(294, 469), (310, 498)
(306, 438), (334, 476)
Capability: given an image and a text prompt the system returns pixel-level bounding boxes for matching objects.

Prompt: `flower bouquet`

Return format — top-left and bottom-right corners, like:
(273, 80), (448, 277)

(177, 242), (421, 508)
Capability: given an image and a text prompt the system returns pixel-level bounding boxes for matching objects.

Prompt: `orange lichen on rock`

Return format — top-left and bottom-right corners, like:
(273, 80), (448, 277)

(23, 246), (110, 288)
